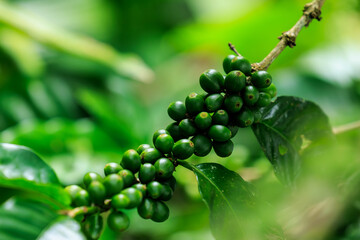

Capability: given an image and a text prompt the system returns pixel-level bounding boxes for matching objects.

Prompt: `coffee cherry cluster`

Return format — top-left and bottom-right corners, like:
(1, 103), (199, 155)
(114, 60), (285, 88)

(166, 54), (277, 158)
(64, 53), (277, 236)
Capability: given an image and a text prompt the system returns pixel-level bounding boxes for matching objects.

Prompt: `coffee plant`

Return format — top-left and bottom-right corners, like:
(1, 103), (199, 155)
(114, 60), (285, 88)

(1, 0), (360, 239)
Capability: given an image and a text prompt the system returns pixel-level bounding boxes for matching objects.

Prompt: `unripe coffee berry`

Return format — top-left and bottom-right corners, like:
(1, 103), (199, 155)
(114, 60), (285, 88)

(121, 149), (141, 173)
(251, 70), (272, 88)
(199, 69), (224, 93)
(151, 201), (170, 222)
(103, 174), (124, 197)
(213, 140), (234, 158)
(140, 148), (162, 164)
(194, 112), (212, 130)
(208, 125), (232, 142)
(230, 56), (252, 76)
(73, 189), (90, 207)
(118, 169), (135, 188)
(172, 139), (194, 160)
(256, 92), (272, 108)
(243, 86), (260, 106)
(153, 129), (170, 145)
(168, 101), (186, 121)
(139, 163), (156, 183)
(166, 122), (184, 142)
(133, 183), (147, 197)
(159, 185), (173, 201)
(185, 92), (205, 115)
(154, 158), (175, 180)
(224, 70), (246, 93)
(120, 188), (143, 209)
(224, 95), (243, 113)
(88, 181), (106, 205)
(83, 172), (102, 187)
(223, 55), (236, 74)
(137, 144), (152, 155)
(112, 193), (130, 210)
(137, 198), (156, 219)
(191, 134), (212, 157)
(104, 163), (123, 176)
(155, 134), (174, 154)
(205, 94), (224, 112)
(259, 83), (277, 98)
(107, 211), (130, 232)
(179, 119), (197, 137)
(212, 109), (229, 125)
(235, 109), (255, 128)
(65, 185), (82, 204)
(147, 181), (164, 199)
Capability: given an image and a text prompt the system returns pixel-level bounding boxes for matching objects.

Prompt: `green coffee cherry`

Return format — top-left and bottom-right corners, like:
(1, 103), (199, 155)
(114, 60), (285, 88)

(83, 172), (102, 187)
(172, 139), (194, 160)
(107, 211), (130, 232)
(137, 198), (156, 219)
(256, 92), (272, 108)
(253, 109), (262, 123)
(103, 174), (124, 197)
(242, 86), (260, 106)
(118, 169), (135, 188)
(191, 134), (212, 157)
(223, 55), (236, 74)
(121, 149), (141, 173)
(155, 133), (174, 154)
(137, 144), (152, 155)
(154, 158), (175, 180)
(228, 125), (239, 138)
(140, 148), (162, 164)
(168, 101), (186, 121)
(166, 122), (184, 142)
(139, 163), (156, 183)
(224, 95), (243, 113)
(151, 201), (170, 222)
(112, 193), (130, 210)
(82, 214), (103, 240)
(120, 188), (143, 209)
(212, 109), (229, 125)
(153, 129), (170, 145)
(194, 112), (212, 130)
(213, 140), (234, 158)
(159, 185), (173, 201)
(208, 125), (232, 142)
(251, 70), (272, 88)
(224, 70), (246, 93)
(230, 56), (252, 76)
(104, 163), (123, 176)
(64, 185), (82, 204)
(259, 83), (277, 98)
(185, 92), (205, 115)
(73, 189), (90, 207)
(88, 181), (106, 205)
(147, 181), (164, 199)
(205, 94), (224, 112)
(133, 183), (147, 197)
(163, 176), (176, 192)
(235, 109), (254, 128)
(179, 119), (197, 137)
(199, 69), (224, 93)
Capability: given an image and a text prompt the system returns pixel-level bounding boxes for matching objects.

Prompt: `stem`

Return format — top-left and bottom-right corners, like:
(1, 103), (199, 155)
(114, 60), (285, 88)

(59, 206), (99, 218)
(252, 0), (326, 71)
(333, 120), (360, 135)
(228, 42), (241, 57)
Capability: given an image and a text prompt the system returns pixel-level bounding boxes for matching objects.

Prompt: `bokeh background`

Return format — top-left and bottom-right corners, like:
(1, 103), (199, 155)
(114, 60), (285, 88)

(1, 0), (360, 239)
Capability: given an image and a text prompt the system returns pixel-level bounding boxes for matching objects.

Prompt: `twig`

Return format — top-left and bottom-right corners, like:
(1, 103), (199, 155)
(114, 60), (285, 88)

(252, 0), (326, 71)
(59, 206), (99, 218)
(228, 42), (241, 56)
(333, 120), (360, 135)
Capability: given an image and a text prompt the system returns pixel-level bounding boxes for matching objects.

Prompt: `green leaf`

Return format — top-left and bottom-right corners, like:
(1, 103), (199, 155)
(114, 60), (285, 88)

(180, 162), (256, 240)
(0, 197), (85, 240)
(0, 143), (70, 207)
(252, 96), (334, 185)
(0, 143), (59, 184)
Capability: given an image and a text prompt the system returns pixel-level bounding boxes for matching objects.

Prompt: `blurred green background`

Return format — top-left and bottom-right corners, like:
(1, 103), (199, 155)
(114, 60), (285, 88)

(0, 0), (360, 239)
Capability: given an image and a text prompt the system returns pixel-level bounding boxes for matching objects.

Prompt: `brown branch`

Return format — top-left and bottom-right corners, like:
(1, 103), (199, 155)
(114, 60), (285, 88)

(228, 42), (241, 56)
(252, 0), (326, 71)
(333, 120), (360, 135)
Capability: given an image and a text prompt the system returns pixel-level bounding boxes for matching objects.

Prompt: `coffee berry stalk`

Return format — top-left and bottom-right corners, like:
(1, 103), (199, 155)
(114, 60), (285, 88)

(64, 53), (277, 237)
